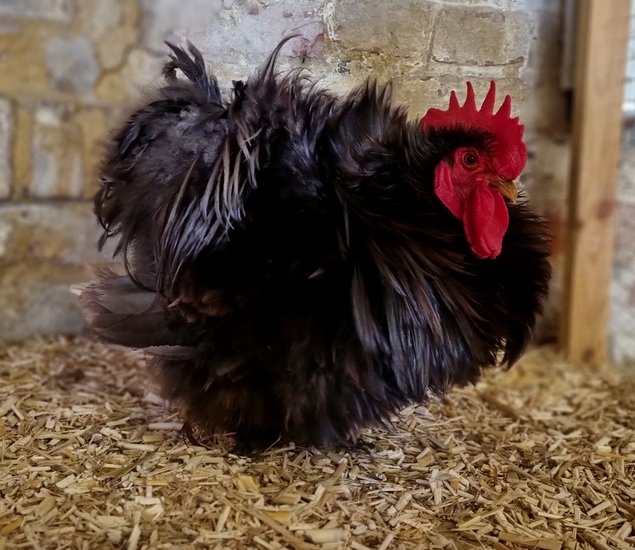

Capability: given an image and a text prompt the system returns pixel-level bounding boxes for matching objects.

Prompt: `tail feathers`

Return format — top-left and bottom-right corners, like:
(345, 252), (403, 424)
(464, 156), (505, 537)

(164, 41), (222, 104)
(76, 269), (182, 349)
(145, 345), (195, 358)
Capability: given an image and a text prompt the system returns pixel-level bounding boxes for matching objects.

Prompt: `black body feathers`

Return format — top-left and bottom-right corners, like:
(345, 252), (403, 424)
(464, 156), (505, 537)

(79, 40), (551, 447)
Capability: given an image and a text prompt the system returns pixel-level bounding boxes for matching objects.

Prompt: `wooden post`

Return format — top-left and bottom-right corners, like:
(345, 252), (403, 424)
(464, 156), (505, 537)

(562, 0), (631, 365)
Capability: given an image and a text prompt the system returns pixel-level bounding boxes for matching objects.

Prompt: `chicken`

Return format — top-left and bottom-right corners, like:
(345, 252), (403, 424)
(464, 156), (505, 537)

(79, 38), (551, 448)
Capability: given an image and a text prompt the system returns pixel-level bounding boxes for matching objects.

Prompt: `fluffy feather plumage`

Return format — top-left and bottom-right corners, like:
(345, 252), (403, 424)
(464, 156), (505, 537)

(79, 39), (551, 448)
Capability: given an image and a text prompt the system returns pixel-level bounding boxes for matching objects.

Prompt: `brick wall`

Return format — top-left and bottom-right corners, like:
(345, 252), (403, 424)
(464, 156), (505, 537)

(0, 0), (566, 340)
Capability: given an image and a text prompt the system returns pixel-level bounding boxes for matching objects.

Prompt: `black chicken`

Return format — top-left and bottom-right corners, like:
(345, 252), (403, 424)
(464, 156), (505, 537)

(79, 38), (551, 448)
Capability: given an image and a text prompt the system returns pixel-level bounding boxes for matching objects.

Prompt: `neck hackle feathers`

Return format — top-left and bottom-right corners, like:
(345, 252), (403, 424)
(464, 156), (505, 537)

(420, 81), (526, 181)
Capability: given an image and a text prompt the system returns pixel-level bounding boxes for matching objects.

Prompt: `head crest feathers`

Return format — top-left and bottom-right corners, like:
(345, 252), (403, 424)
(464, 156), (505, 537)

(420, 81), (526, 180)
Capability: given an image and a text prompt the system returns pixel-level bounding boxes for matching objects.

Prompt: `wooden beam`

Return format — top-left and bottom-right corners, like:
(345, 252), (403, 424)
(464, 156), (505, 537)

(562, 0), (631, 365)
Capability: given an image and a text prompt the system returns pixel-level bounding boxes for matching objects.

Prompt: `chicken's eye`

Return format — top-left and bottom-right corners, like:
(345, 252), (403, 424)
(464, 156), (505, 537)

(462, 152), (478, 168)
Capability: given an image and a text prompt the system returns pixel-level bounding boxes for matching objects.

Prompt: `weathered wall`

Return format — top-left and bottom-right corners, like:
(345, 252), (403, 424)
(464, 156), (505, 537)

(0, 0), (567, 340)
(611, 144), (635, 365)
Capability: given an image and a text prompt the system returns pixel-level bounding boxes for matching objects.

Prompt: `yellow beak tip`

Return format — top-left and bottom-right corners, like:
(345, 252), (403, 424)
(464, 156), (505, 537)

(490, 179), (518, 203)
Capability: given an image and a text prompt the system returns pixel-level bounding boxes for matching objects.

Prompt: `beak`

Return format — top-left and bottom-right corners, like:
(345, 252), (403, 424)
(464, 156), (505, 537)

(489, 178), (518, 203)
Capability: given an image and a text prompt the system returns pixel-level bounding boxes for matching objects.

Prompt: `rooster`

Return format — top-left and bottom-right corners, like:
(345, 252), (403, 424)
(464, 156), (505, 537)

(79, 38), (551, 447)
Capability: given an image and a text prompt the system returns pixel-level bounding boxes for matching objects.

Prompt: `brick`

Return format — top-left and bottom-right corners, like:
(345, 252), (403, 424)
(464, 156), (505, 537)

(73, 0), (123, 40)
(45, 36), (100, 94)
(30, 103), (83, 198)
(432, 7), (530, 66)
(140, 0), (223, 54)
(100, 0), (329, 97)
(0, 203), (112, 265)
(0, 97), (11, 198)
(95, 48), (163, 105)
(74, 108), (110, 189)
(73, 0), (141, 70)
(334, 0), (434, 59)
(393, 75), (496, 118)
(189, 0), (323, 66)
(0, 201), (122, 340)
(0, 0), (73, 22)
(26, 104), (109, 199)
(0, 201), (119, 340)
(0, 280), (88, 341)
(12, 106), (33, 194)
(0, 23), (56, 101)
(510, 0), (560, 12)
(441, 0), (508, 8)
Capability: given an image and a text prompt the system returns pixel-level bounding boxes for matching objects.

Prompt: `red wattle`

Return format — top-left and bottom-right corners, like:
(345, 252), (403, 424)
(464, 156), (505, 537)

(463, 185), (509, 259)
(433, 162), (510, 259)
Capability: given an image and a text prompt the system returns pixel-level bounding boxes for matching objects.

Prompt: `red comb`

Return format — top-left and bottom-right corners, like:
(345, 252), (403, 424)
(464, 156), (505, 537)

(420, 81), (526, 180)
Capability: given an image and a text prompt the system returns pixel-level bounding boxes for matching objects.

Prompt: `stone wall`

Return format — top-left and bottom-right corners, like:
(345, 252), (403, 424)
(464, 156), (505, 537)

(0, 0), (567, 340)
